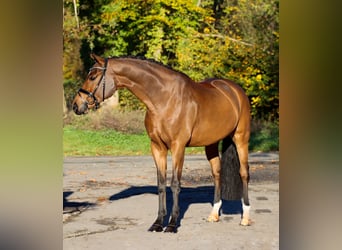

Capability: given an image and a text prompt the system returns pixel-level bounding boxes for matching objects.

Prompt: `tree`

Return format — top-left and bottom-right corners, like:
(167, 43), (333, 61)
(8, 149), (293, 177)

(89, 0), (213, 109)
(216, 0), (279, 120)
(63, 0), (279, 120)
(63, 0), (84, 109)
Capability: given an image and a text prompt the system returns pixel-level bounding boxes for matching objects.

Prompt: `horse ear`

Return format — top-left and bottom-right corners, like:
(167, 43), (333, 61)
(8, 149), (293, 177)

(90, 53), (105, 65)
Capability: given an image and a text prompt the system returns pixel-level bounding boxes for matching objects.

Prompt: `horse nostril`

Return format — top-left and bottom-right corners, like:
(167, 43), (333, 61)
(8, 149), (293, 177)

(73, 103), (79, 114)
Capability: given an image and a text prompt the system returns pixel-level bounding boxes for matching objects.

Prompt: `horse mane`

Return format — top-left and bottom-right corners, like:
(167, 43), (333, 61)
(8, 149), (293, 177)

(108, 55), (192, 81)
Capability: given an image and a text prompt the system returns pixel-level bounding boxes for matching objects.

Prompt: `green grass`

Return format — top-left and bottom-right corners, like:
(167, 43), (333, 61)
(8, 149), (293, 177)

(63, 111), (278, 156)
(63, 126), (204, 156)
(63, 126), (150, 156)
(63, 124), (278, 156)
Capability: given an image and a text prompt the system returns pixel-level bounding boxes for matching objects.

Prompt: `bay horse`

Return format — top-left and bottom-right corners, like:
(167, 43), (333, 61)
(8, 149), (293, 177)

(72, 54), (252, 233)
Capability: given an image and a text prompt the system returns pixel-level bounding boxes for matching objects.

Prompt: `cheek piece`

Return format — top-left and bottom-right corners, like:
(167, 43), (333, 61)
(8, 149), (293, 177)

(77, 58), (108, 109)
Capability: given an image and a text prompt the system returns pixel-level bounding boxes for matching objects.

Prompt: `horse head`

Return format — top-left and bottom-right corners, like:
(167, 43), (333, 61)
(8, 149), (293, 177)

(72, 54), (116, 115)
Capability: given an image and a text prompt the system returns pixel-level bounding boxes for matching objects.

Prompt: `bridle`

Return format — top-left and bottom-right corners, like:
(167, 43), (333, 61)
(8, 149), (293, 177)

(77, 58), (108, 109)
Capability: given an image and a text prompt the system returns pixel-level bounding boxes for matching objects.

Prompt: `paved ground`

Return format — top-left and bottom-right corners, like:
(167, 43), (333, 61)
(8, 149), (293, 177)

(63, 152), (279, 250)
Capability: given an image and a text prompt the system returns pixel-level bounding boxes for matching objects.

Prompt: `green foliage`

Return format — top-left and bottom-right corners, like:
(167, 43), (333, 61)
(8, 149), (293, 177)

(97, 0), (209, 61)
(63, 0), (279, 120)
(218, 0), (279, 120)
(249, 120), (279, 152)
(118, 89), (146, 111)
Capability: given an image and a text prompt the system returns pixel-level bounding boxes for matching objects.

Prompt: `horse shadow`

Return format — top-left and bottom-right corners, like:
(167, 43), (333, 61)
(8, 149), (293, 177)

(109, 185), (242, 230)
(63, 191), (95, 214)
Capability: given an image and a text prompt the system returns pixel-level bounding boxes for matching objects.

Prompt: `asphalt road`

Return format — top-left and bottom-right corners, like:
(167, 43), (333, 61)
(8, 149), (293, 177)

(63, 152), (279, 250)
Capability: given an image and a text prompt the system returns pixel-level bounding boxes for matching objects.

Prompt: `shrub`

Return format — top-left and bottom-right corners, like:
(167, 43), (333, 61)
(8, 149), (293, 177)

(64, 109), (146, 134)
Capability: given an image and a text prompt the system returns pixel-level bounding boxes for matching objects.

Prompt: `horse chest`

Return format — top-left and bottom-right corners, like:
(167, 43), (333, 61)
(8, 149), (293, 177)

(145, 113), (192, 145)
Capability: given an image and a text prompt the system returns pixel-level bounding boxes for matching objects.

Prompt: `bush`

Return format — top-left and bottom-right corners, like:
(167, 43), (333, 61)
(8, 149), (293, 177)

(64, 109), (146, 134)
(249, 120), (279, 152)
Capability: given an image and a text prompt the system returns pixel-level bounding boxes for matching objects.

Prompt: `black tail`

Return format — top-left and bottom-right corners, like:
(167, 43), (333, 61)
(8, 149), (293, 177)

(220, 136), (243, 200)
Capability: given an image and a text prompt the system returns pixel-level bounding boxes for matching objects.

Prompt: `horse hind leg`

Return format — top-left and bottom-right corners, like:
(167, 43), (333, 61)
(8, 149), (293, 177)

(233, 130), (252, 226)
(205, 143), (222, 222)
(238, 145), (252, 226)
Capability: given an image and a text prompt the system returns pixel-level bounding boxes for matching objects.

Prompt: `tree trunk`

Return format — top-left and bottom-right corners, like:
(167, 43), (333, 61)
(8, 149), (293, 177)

(72, 0), (79, 29)
(63, 88), (68, 119)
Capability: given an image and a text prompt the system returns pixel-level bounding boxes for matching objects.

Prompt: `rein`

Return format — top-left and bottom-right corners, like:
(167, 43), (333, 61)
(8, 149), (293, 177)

(78, 58), (108, 109)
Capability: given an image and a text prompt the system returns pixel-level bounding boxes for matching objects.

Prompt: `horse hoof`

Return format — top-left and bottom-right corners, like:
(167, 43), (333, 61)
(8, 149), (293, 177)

(207, 214), (219, 222)
(240, 218), (252, 226)
(148, 224), (163, 232)
(164, 225), (177, 233)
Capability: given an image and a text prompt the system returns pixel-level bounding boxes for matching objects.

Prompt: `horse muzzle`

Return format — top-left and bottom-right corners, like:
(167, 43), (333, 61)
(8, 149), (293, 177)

(73, 102), (88, 115)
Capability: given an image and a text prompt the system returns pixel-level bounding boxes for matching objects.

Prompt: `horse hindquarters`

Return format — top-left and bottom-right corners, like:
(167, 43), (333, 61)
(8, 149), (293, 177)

(220, 136), (243, 200)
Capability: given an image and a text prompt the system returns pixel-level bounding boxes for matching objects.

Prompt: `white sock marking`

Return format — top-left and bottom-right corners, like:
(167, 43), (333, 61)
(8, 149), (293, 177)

(242, 202), (251, 218)
(213, 200), (222, 214)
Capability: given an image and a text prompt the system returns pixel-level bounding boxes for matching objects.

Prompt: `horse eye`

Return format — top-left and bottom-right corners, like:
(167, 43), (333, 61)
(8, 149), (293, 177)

(89, 75), (97, 81)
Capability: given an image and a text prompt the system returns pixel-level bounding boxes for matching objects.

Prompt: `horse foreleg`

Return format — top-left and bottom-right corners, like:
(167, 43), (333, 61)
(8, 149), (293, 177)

(164, 142), (185, 233)
(148, 141), (168, 232)
(205, 143), (222, 222)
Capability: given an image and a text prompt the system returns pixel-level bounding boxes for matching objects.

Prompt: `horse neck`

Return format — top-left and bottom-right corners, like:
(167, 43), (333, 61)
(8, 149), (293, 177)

(109, 58), (177, 111)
